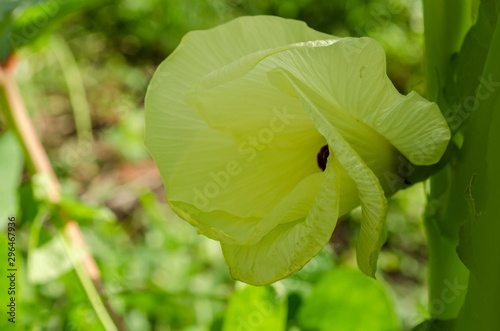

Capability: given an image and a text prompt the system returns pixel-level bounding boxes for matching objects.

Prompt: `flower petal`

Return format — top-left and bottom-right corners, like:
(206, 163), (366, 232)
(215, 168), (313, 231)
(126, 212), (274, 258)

(264, 37), (450, 165)
(221, 156), (343, 285)
(145, 15), (449, 281)
(184, 36), (404, 194)
(184, 60), (322, 151)
(165, 140), (323, 245)
(268, 66), (388, 277)
(145, 16), (339, 245)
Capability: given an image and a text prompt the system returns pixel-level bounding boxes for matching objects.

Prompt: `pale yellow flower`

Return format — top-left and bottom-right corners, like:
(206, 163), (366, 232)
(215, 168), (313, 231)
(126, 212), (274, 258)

(145, 16), (450, 285)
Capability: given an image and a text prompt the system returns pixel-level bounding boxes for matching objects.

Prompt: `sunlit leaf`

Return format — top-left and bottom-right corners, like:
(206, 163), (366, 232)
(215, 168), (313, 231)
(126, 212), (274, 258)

(28, 236), (74, 284)
(59, 196), (116, 225)
(222, 284), (287, 331)
(298, 268), (399, 331)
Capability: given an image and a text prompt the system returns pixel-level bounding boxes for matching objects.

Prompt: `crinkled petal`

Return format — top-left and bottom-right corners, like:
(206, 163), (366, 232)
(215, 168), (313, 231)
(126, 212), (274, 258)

(145, 16), (340, 246)
(221, 156), (342, 285)
(268, 66), (388, 277)
(165, 141), (323, 245)
(263, 37), (450, 165)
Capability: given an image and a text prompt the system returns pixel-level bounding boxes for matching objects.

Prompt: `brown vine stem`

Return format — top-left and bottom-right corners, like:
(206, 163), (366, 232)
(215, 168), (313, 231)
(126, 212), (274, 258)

(0, 55), (127, 331)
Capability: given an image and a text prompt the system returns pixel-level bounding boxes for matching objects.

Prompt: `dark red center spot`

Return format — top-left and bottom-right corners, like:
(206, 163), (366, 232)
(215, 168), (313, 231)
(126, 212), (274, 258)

(317, 145), (329, 171)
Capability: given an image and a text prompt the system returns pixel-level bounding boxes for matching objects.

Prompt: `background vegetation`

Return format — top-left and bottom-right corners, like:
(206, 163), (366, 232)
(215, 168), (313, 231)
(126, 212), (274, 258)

(1, 0), (497, 330)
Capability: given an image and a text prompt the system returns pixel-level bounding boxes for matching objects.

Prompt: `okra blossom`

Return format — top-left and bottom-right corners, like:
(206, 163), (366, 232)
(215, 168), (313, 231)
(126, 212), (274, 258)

(145, 16), (450, 285)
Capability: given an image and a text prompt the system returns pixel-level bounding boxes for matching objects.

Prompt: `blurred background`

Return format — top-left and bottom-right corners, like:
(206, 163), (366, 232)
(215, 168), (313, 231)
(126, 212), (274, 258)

(1, 0), (432, 330)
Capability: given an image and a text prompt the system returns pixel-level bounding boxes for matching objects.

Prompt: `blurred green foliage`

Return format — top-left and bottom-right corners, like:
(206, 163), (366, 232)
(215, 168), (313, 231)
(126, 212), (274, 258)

(0, 0), (436, 330)
(298, 268), (399, 330)
(0, 132), (23, 225)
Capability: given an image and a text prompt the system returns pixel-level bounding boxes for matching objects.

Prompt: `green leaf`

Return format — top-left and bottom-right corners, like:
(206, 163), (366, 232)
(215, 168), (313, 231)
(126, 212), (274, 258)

(0, 131), (23, 229)
(0, 1), (20, 17)
(297, 268), (399, 331)
(59, 196), (116, 225)
(422, 0), (473, 106)
(422, 0), (500, 322)
(222, 284), (287, 331)
(0, 0), (51, 63)
(0, 0), (51, 17)
(8, 0), (107, 51)
(442, 0), (500, 132)
(18, 181), (42, 226)
(0, 13), (13, 64)
(28, 235), (74, 284)
(452, 7), (500, 329)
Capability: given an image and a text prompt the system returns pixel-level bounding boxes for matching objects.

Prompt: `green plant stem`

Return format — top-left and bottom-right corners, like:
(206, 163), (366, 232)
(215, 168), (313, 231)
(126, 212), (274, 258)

(423, 0), (472, 107)
(423, 165), (470, 321)
(422, 0), (473, 320)
(424, 211), (469, 320)
(453, 14), (500, 330)
(51, 34), (93, 143)
(0, 56), (60, 202)
(61, 220), (119, 331)
(0, 57), (126, 331)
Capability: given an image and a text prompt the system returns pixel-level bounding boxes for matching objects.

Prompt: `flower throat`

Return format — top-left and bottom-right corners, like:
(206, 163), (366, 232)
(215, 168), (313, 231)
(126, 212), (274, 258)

(317, 145), (329, 171)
